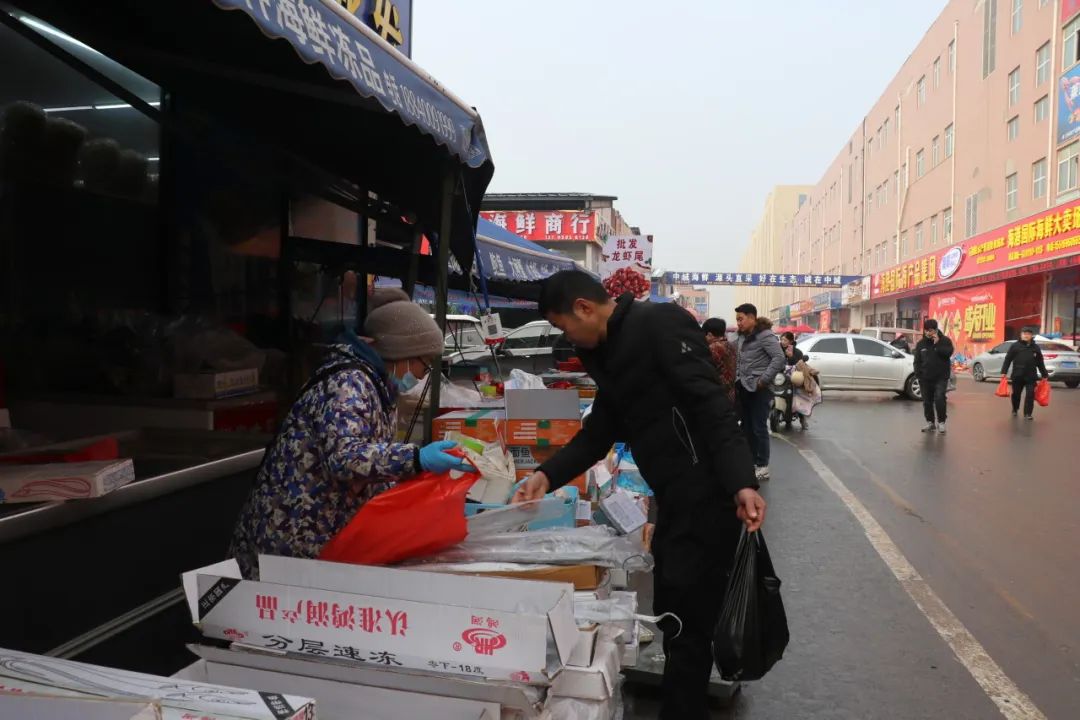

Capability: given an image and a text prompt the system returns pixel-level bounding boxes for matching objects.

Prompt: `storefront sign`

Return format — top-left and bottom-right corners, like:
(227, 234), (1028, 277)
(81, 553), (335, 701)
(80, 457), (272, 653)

(216, 0), (476, 162)
(661, 272), (858, 287)
(789, 300), (814, 317)
(1059, 65), (1080, 145)
(872, 199), (1080, 299)
(600, 235), (653, 279)
(338, 0), (413, 56)
(812, 290), (841, 311)
(818, 310), (832, 333)
(1063, 0), (1080, 24)
(842, 276), (870, 305)
(929, 283), (1006, 362)
(480, 211), (595, 243)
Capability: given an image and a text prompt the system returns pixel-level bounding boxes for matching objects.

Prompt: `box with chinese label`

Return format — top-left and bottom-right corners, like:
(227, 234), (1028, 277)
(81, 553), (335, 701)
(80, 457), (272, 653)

(0, 647), (316, 720)
(174, 368), (260, 400)
(0, 459), (134, 504)
(182, 555), (580, 685)
(433, 409), (506, 445)
(508, 445), (586, 492)
(504, 390), (580, 447)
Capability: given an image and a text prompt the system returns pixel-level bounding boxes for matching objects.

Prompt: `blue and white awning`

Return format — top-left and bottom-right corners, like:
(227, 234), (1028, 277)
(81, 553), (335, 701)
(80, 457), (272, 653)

(473, 219), (587, 283)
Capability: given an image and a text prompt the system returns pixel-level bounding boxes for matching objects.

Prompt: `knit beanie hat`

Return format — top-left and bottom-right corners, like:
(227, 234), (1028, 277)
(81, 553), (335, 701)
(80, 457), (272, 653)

(364, 288), (445, 361)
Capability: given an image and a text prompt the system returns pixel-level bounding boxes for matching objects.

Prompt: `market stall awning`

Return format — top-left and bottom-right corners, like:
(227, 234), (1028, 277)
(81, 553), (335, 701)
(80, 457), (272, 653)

(376, 278), (536, 310)
(475, 218), (585, 282)
(8, 0), (494, 271)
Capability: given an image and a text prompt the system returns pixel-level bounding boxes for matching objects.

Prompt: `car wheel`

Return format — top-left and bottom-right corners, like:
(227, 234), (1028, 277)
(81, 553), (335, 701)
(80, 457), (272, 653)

(972, 363), (986, 382)
(1066, 379), (1080, 389)
(905, 374), (922, 401)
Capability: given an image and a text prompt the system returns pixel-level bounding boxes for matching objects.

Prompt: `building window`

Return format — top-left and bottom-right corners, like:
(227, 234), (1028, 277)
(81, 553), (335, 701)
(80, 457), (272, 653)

(931, 215), (939, 246)
(1036, 42), (1051, 85)
(965, 194), (979, 238)
(883, 117), (889, 145)
(916, 149), (926, 178)
(883, 177), (890, 204)
(1065, 17), (1080, 70)
(895, 104), (901, 131)
(867, 193), (873, 214)
(1033, 158), (1047, 198)
(945, 124), (954, 157)
(1011, 0), (1022, 34)
(900, 232), (908, 257)
(983, 0), (998, 77)
(949, 40), (956, 73)
(932, 135), (940, 166)
(944, 207), (953, 241)
(894, 170), (900, 201)
(917, 76), (927, 106)
(915, 222), (924, 250)
(1035, 95), (1049, 123)
(1007, 115), (1020, 141)
(934, 57), (941, 89)
(1058, 142), (1080, 194)
(1008, 66), (1021, 106)
(1006, 173), (1019, 211)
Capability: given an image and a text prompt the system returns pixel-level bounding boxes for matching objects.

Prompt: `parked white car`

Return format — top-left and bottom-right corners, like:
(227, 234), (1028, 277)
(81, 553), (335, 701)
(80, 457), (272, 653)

(444, 320), (564, 379)
(799, 333), (922, 400)
(969, 339), (1080, 388)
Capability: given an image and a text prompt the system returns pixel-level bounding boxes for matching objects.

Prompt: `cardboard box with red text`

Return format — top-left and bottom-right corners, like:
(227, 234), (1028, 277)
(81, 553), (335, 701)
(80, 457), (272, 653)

(433, 410), (506, 445)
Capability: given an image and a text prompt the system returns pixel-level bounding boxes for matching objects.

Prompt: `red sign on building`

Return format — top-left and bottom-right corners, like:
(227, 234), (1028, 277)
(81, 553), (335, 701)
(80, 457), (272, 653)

(480, 210), (595, 242)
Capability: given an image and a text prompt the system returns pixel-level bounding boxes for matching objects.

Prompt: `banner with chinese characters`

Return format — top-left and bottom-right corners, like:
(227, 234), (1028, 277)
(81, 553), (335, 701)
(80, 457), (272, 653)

(600, 235), (653, 278)
(480, 211), (595, 243)
(873, 199), (1080, 299)
(929, 283), (1006, 363)
(1059, 65), (1080, 145)
(663, 272), (859, 287)
(214, 0), (483, 165)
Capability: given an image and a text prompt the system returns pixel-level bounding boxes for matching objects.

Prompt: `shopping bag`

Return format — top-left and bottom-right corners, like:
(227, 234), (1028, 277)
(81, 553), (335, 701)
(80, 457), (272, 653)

(713, 529), (789, 681)
(1035, 378), (1051, 407)
(319, 468), (479, 566)
(995, 376), (1011, 398)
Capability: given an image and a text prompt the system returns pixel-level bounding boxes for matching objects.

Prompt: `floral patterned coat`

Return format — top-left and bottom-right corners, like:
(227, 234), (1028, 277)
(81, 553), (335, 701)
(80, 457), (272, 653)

(230, 343), (417, 578)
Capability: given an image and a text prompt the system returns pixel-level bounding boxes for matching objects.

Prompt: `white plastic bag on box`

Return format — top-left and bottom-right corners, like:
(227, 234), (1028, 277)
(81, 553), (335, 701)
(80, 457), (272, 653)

(505, 368), (547, 390)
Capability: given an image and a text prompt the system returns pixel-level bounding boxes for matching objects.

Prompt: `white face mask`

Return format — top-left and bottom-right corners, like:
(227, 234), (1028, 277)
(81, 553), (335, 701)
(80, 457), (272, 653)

(392, 360), (427, 392)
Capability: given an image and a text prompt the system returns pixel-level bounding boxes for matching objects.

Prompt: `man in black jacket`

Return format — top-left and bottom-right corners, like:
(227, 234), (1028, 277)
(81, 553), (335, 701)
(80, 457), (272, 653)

(913, 319), (954, 434)
(513, 271), (766, 720)
(1001, 326), (1049, 419)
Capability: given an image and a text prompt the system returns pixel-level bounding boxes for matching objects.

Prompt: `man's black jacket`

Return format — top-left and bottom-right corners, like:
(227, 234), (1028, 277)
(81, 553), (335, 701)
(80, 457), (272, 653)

(913, 333), (954, 380)
(539, 294), (757, 501)
(1001, 340), (1049, 381)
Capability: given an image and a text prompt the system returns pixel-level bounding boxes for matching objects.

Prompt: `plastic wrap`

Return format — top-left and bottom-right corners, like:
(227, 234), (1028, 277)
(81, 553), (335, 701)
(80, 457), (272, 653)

(505, 368), (547, 390)
(544, 682), (624, 720)
(465, 497), (571, 536)
(408, 526), (653, 571)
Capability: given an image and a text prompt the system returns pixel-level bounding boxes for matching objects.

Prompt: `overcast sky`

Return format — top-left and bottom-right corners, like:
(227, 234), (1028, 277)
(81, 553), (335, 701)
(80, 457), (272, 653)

(415, 0), (947, 313)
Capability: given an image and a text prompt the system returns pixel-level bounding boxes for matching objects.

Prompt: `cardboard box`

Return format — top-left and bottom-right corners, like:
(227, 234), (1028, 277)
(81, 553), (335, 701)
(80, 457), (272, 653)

(432, 410), (506, 445)
(566, 625), (599, 668)
(181, 645), (545, 720)
(0, 459), (134, 503)
(0, 648), (315, 720)
(179, 657), (499, 720)
(175, 368), (260, 400)
(620, 623), (641, 667)
(598, 490), (648, 534)
(0, 694), (160, 720)
(505, 390), (580, 446)
(183, 555), (579, 683)
(548, 636), (621, 701)
(421, 563), (606, 591)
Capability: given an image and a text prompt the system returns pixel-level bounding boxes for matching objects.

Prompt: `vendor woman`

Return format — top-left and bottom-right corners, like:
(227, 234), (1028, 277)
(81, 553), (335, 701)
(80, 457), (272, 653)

(230, 288), (470, 578)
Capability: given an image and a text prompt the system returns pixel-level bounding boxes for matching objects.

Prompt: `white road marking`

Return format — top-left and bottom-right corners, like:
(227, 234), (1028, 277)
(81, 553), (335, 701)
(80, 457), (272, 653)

(792, 444), (1047, 720)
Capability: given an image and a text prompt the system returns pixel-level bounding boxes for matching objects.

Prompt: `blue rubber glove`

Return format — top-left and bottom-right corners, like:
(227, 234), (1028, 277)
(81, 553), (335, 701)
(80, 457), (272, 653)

(418, 440), (473, 474)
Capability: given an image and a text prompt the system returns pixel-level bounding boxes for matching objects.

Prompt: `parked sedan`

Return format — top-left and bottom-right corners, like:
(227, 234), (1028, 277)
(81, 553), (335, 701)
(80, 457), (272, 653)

(799, 333), (922, 400)
(969, 340), (1080, 388)
(444, 320), (564, 380)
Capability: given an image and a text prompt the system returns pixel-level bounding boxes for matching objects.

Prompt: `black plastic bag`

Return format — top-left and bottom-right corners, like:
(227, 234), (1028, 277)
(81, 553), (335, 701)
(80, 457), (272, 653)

(712, 528), (789, 681)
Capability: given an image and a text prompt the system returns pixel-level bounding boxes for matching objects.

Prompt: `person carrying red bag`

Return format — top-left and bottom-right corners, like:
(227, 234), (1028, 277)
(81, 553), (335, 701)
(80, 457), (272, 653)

(1000, 326), (1049, 420)
(230, 288), (471, 579)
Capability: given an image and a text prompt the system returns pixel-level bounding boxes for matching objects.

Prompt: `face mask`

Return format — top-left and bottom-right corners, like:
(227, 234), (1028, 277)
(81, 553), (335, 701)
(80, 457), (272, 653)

(395, 370), (419, 392)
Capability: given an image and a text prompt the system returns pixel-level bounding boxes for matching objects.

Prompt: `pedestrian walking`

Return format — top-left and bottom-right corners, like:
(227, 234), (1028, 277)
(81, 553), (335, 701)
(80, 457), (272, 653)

(1000, 326), (1049, 420)
(781, 331), (812, 429)
(913, 319), (954, 434)
(511, 271), (766, 720)
(703, 317), (737, 408)
(734, 303), (786, 479)
(890, 333), (912, 353)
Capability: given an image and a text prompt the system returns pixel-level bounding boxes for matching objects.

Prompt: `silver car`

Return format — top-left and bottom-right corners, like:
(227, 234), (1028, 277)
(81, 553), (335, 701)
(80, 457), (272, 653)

(969, 340), (1080, 388)
(799, 333), (922, 400)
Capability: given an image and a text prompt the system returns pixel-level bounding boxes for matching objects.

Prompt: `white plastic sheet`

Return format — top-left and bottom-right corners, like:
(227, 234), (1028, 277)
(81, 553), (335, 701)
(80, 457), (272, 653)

(544, 681), (624, 720)
(465, 497), (570, 536)
(505, 368), (547, 390)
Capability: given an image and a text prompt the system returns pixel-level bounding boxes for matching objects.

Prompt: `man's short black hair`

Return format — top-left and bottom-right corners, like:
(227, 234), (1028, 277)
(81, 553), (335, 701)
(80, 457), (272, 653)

(702, 318), (727, 336)
(538, 271), (610, 316)
(734, 303), (758, 317)
(923, 318), (939, 331)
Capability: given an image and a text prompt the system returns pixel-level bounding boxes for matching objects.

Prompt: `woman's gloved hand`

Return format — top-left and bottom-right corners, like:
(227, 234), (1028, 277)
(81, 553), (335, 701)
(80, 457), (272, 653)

(418, 440), (474, 474)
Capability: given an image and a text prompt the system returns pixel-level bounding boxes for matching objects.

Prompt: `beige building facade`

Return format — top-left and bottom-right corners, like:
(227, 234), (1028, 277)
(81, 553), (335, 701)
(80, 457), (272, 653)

(739, 186), (812, 317)
(770, 0), (1080, 345)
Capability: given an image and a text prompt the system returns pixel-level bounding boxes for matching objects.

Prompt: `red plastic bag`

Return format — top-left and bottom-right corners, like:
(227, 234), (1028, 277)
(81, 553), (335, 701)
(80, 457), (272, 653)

(1035, 378), (1051, 407)
(319, 469), (478, 566)
(995, 376), (1010, 398)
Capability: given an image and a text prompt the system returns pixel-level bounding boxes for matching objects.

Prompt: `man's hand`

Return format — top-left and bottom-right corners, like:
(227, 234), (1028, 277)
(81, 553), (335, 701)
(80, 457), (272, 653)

(735, 488), (767, 532)
(512, 471), (550, 504)
(931, 331), (939, 344)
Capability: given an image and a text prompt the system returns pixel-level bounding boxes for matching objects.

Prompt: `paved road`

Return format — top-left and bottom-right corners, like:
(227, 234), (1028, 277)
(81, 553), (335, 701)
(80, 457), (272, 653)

(624, 377), (1079, 719)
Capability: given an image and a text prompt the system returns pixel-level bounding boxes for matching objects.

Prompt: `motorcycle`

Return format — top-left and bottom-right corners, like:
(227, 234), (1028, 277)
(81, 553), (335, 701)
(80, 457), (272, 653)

(769, 369), (794, 432)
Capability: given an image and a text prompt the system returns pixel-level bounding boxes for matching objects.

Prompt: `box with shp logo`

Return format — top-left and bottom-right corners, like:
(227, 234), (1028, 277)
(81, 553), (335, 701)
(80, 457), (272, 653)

(505, 390), (581, 447)
(182, 555), (579, 685)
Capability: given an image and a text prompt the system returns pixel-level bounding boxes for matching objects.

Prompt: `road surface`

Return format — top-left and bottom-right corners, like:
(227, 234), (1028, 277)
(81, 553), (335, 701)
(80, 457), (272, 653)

(624, 377), (1079, 719)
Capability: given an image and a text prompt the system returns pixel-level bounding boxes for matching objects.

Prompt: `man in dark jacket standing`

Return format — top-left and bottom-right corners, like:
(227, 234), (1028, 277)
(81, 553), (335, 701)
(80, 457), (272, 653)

(513, 271), (766, 720)
(913, 319), (954, 434)
(734, 304), (786, 479)
(1001, 327), (1049, 419)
